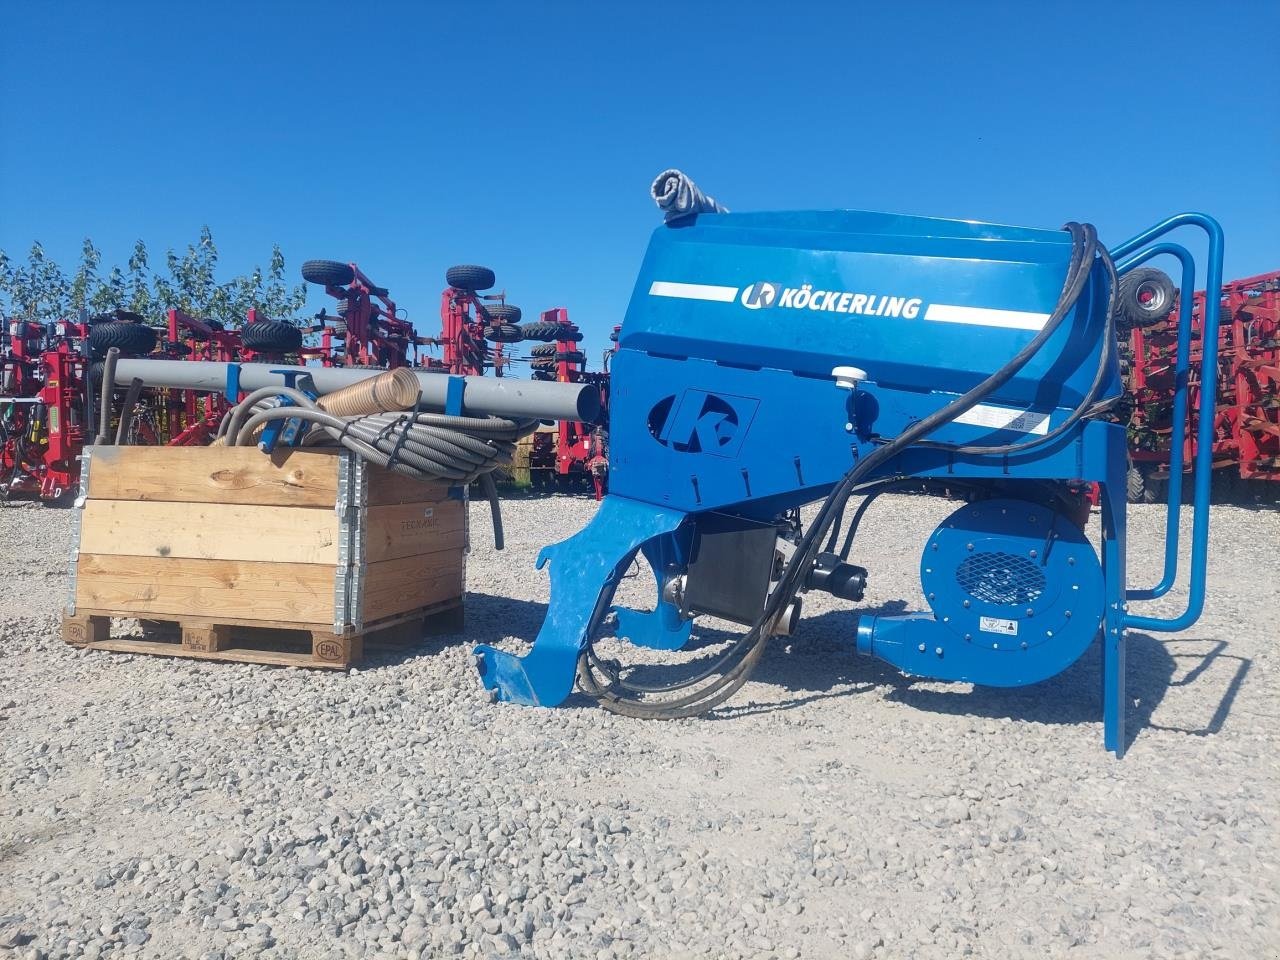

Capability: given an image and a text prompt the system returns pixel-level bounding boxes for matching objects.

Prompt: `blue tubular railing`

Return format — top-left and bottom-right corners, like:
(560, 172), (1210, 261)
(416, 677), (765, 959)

(1116, 242), (1196, 600)
(1109, 214), (1224, 633)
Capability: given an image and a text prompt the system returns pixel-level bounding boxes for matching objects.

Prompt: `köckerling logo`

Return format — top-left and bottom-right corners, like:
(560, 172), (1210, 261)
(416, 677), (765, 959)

(740, 281), (780, 310)
(741, 280), (923, 318)
(647, 389), (760, 458)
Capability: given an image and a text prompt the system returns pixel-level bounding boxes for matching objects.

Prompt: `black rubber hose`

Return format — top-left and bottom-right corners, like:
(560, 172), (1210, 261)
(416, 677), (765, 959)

(114, 378), (145, 445)
(591, 475), (908, 698)
(479, 472), (504, 550)
(95, 348), (120, 445)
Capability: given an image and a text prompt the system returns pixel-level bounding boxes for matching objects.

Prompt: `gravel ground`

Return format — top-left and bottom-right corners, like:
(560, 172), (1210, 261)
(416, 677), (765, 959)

(1, 492), (1277, 960)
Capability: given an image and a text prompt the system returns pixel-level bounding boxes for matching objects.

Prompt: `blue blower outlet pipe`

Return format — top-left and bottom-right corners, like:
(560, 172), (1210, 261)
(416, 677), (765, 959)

(474, 173), (1223, 757)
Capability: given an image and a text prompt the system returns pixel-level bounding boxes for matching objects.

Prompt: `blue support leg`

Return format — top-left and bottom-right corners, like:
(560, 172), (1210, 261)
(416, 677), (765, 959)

(611, 531), (694, 651)
(474, 496), (688, 706)
(1100, 430), (1129, 757)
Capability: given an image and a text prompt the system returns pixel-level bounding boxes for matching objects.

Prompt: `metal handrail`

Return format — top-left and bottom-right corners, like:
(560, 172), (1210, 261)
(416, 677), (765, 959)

(1109, 214), (1224, 632)
(1115, 241), (1196, 600)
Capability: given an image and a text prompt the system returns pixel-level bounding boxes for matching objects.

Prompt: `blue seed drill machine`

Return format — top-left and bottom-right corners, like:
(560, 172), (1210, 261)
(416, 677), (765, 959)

(475, 171), (1223, 756)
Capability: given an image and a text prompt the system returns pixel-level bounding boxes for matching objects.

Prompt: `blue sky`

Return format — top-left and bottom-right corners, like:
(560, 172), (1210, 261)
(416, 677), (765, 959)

(2, 1), (1276, 361)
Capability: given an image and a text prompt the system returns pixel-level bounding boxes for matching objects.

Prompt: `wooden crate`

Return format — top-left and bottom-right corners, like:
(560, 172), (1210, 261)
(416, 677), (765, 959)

(62, 445), (466, 668)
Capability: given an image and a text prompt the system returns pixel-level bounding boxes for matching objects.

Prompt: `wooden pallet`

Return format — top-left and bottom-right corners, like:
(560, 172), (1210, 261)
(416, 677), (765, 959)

(64, 445), (467, 670)
(62, 599), (464, 670)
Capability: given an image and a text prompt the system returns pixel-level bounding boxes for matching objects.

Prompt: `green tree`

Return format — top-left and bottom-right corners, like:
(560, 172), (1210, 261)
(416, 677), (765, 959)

(0, 249), (12, 315)
(89, 266), (127, 313)
(262, 245), (308, 319)
(69, 238), (102, 314)
(126, 240), (152, 317)
(1, 229), (308, 327)
(3, 242), (71, 321)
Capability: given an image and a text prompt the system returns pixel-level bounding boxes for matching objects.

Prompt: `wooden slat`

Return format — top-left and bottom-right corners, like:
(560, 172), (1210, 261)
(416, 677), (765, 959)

(86, 445), (343, 507)
(74, 637), (349, 670)
(74, 554), (336, 623)
(362, 551), (465, 622)
(75, 608), (331, 632)
(367, 471), (454, 507)
(71, 598), (461, 637)
(363, 500), (465, 563)
(80, 500), (340, 563)
(62, 599), (462, 670)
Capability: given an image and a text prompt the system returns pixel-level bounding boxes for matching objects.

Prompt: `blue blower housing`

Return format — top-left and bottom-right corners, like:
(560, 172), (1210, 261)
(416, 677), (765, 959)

(474, 192), (1224, 758)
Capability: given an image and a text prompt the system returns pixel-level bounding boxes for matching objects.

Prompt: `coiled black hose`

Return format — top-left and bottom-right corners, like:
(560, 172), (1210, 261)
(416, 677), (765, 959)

(220, 386), (536, 549)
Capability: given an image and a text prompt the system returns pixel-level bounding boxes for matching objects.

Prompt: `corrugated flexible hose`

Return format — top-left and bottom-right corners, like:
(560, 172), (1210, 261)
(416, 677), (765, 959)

(219, 371), (536, 550)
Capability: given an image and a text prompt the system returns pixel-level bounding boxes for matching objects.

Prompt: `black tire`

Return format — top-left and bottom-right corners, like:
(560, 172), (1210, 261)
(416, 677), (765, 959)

(1126, 464), (1165, 504)
(164, 340), (192, 357)
(531, 343), (556, 357)
(556, 350), (586, 364)
(1117, 268), (1176, 329)
(485, 323), (523, 343)
(241, 320), (303, 353)
(519, 321), (583, 343)
(334, 298), (350, 317)
(530, 356), (557, 370)
(531, 369), (555, 381)
(301, 260), (355, 287)
(88, 321), (157, 357)
(1125, 465), (1145, 503)
(518, 322), (560, 342)
(482, 303), (522, 323)
(446, 264), (496, 292)
(113, 309), (145, 324)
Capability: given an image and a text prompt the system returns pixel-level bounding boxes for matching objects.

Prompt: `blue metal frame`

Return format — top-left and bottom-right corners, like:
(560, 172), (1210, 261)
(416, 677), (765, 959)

(1112, 215), (1224, 633)
(474, 207), (1223, 758)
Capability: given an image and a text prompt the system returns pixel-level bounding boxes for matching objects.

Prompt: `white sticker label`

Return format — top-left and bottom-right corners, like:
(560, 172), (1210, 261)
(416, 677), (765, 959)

(979, 616), (1019, 636)
(953, 403), (1050, 436)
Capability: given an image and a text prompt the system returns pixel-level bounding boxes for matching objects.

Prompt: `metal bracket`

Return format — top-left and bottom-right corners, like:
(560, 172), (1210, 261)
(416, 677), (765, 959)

(445, 375), (466, 416)
(224, 362), (242, 403)
(333, 450), (368, 633)
(65, 449), (92, 615)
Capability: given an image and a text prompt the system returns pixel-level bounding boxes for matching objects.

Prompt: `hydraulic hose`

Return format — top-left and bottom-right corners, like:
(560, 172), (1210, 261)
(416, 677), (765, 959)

(581, 222), (1103, 719)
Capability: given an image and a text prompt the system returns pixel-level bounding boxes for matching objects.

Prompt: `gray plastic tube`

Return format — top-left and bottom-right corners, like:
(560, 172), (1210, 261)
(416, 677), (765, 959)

(110, 359), (600, 422)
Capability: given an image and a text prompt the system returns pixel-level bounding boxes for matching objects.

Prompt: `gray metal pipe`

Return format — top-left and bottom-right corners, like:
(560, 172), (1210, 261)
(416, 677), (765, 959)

(111, 359), (600, 422)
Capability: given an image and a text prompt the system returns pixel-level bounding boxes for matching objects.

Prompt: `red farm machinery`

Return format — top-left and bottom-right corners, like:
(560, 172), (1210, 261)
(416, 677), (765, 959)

(0, 259), (561, 501)
(524, 311), (615, 497)
(1125, 268), (1280, 501)
(0, 315), (93, 499)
